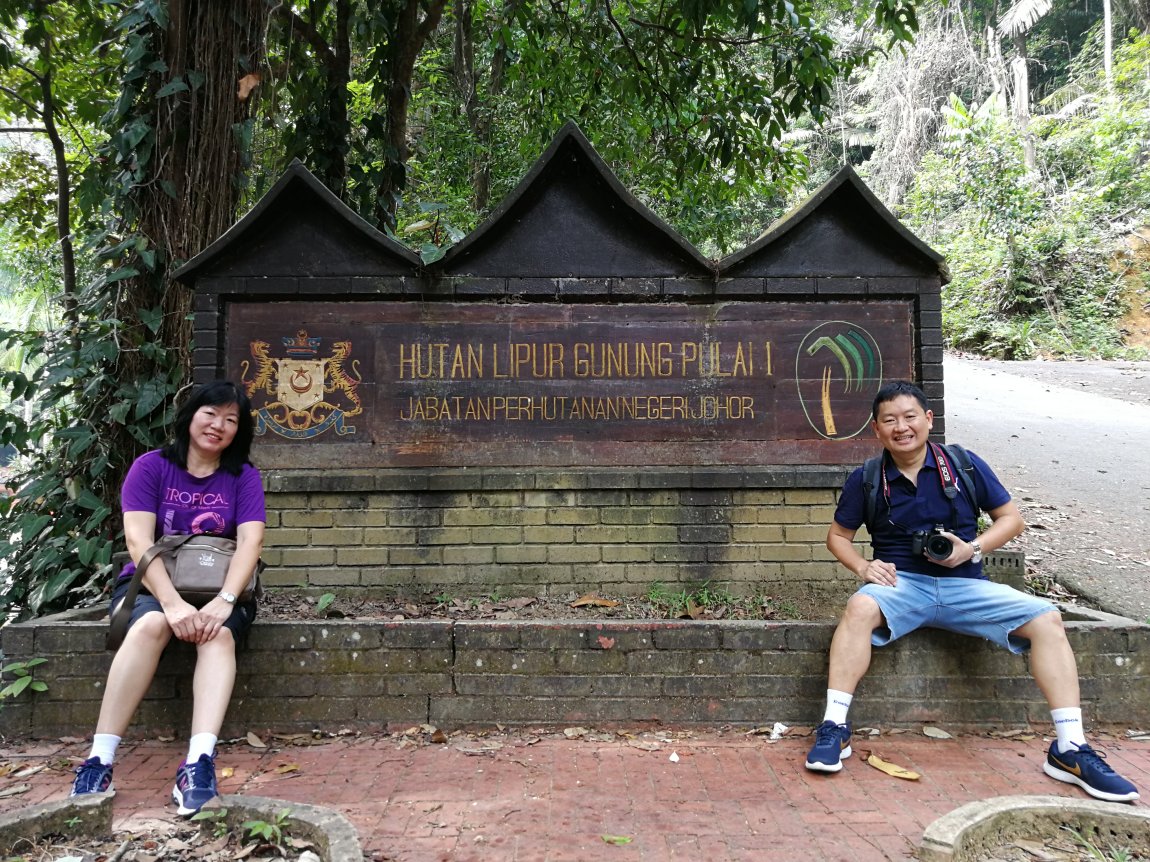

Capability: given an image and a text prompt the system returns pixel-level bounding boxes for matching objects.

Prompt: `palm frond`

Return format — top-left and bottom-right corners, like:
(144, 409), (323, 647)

(996, 0), (1053, 39)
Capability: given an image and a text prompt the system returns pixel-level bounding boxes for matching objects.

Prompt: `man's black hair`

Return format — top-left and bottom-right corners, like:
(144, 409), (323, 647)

(161, 380), (255, 475)
(871, 380), (930, 421)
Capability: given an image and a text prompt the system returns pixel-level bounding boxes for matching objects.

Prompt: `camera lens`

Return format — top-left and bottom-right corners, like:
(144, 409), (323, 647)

(926, 534), (953, 560)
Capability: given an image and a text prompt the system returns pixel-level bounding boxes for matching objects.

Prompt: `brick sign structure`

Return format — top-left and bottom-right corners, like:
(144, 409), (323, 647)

(175, 124), (948, 603)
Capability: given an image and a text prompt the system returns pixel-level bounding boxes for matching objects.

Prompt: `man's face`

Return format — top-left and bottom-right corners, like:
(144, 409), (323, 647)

(871, 394), (933, 457)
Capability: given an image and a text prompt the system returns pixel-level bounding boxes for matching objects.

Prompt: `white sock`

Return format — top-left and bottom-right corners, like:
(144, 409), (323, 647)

(186, 733), (218, 764)
(88, 734), (121, 766)
(824, 689), (853, 726)
(1051, 707), (1086, 753)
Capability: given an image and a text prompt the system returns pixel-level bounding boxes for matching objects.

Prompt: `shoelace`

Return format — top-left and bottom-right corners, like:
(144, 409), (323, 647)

(815, 723), (843, 745)
(1071, 745), (1115, 774)
(184, 756), (216, 789)
(74, 761), (108, 792)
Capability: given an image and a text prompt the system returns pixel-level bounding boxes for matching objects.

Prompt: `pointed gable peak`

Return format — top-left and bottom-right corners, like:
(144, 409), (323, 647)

(719, 164), (948, 282)
(439, 122), (713, 278)
(174, 161), (420, 283)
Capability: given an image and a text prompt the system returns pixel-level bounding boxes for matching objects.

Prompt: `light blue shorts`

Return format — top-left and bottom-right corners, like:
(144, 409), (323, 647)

(858, 571), (1057, 654)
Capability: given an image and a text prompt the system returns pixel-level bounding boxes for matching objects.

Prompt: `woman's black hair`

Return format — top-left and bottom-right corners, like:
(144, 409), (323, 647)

(161, 380), (255, 475)
(871, 380), (930, 420)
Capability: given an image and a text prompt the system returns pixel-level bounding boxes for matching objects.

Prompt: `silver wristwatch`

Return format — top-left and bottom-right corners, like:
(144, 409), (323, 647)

(969, 540), (982, 564)
(218, 591), (237, 604)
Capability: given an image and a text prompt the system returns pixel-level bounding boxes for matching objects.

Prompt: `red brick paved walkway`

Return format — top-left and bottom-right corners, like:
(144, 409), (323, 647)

(2, 728), (1147, 861)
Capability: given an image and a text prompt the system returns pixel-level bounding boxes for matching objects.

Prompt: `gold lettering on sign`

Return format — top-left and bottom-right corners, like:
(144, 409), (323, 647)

(399, 395), (758, 422)
(572, 342), (675, 378)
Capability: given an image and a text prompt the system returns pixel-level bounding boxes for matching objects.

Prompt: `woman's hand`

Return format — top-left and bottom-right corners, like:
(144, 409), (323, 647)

(193, 598), (234, 644)
(162, 597), (204, 643)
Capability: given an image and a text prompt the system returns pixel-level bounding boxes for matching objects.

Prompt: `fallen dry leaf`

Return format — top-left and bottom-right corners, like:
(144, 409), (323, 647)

(237, 72), (261, 101)
(220, 766), (235, 778)
(246, 731), (267, 748)
(274, 763), (300, 774)
(922, 726), (952, 739)
(431, 730), (448, 744)
(865, 753), (920, 780)
(570, 594), (620, 608)
(0, 783), (30, 799)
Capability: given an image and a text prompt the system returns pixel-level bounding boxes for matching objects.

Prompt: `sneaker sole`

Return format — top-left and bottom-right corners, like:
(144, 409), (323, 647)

(805, 745), (852, 773)
(172, 785), (206, 818)
(1043, 761), (1140, 803)
(70, 782), (114, 797)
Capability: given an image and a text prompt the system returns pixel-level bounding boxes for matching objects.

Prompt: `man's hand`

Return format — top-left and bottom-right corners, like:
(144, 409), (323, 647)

(859, 558), (898, 586)
(932, 530), (974, 568)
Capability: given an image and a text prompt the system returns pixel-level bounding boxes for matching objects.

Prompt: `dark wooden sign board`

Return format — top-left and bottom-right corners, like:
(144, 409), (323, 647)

(229, 299), (912, 468)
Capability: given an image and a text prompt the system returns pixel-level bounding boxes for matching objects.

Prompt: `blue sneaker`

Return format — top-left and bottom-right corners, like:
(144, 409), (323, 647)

(1044, 742), (1139, 803)
(805, 720), (852, 772)
(70, 756), (113, 796)
(172, 753), (218, 816)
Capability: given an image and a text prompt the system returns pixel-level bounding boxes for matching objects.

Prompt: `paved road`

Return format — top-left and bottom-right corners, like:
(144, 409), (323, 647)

(943, 355), (1150, 622)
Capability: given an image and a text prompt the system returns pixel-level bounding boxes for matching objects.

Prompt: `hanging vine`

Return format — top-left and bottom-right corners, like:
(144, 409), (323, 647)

(0, 0), (270, 620)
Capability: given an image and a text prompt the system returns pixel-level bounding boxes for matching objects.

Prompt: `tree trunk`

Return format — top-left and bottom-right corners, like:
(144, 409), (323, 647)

(1010, 34), (1035, 171)
(378, 0), (448, 228)
(125, 0), (269, 380)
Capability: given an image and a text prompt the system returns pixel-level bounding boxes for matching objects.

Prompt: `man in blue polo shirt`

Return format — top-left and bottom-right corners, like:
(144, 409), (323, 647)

(804, 380), (1138, 803)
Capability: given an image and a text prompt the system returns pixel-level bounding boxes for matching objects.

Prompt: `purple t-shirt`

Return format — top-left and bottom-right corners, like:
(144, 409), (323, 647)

(119, 449), (265, 578)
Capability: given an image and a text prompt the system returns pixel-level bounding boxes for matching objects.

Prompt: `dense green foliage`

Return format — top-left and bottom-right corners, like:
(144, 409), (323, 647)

(0, 0), (1146, 619)
(900, 33), (1150, 358)
(0, 0), (918, 620)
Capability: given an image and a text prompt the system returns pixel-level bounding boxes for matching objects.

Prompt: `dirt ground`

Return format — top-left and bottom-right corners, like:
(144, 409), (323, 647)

(255, 585), (829, 624)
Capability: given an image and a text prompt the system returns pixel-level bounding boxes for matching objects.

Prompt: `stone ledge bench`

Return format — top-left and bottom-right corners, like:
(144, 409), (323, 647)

(2, 604), (1147, 738)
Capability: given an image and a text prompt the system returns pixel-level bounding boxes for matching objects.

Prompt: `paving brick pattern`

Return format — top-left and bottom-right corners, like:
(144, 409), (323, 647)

(3, 730), (1147, 861)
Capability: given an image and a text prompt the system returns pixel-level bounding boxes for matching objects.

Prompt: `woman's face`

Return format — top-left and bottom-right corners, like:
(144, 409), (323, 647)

(188, 402), (240, 460)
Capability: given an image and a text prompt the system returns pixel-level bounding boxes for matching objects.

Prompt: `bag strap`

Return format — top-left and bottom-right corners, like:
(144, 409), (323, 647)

(861, 453), (883, 534)
(106, 533), (195, 650)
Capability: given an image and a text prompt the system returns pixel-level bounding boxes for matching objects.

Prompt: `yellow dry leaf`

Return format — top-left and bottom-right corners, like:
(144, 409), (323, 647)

(865, 753), (920, 780)
(246, 731), (267, 749)
(236, 72), (261, 102)
(220, 766), (235, 778)
(570, 594), (620, 608)
(275, 763), (300, 774)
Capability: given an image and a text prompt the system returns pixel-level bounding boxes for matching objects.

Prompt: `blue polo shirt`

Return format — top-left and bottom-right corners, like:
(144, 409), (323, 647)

(833, 445), (1011, 579)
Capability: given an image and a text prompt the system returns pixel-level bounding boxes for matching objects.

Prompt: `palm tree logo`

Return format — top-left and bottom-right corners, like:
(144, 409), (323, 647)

(796, 322), (882, 440)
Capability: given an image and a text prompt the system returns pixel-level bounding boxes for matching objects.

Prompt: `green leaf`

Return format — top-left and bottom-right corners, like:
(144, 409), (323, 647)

(0, 675), (32, 699)
(156, 77), (189, 98)
(139, 306), (163, 334)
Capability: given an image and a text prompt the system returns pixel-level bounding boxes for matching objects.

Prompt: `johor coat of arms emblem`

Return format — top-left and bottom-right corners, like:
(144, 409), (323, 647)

(241, 330), (362, 439)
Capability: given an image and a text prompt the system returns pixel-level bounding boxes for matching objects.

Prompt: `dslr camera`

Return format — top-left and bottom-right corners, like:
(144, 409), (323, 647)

(912, 524), (954, 561)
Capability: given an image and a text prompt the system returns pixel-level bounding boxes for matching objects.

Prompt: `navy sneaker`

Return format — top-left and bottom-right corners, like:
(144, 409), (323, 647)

(805, 720), (853, 773)
(172, 753), (218, 816)
(1043, 741), (1140, 803)
(70, 756), (113, 796)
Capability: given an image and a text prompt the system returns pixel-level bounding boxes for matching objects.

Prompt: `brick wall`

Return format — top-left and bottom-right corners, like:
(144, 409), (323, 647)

(3, 608), (1147, 739)
(258, 466), (854, 604)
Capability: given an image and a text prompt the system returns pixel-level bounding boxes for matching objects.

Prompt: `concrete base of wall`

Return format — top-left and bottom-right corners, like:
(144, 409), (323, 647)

(2, 604), (1146, 739)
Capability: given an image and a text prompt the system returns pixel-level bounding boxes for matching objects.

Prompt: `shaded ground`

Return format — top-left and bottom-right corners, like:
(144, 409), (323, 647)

(3, 817), (326, 862)
(257, 586), (828, 623)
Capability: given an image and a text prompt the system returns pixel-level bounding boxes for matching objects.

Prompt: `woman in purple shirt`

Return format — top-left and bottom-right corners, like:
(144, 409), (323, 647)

(69, 381), (266, 816)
